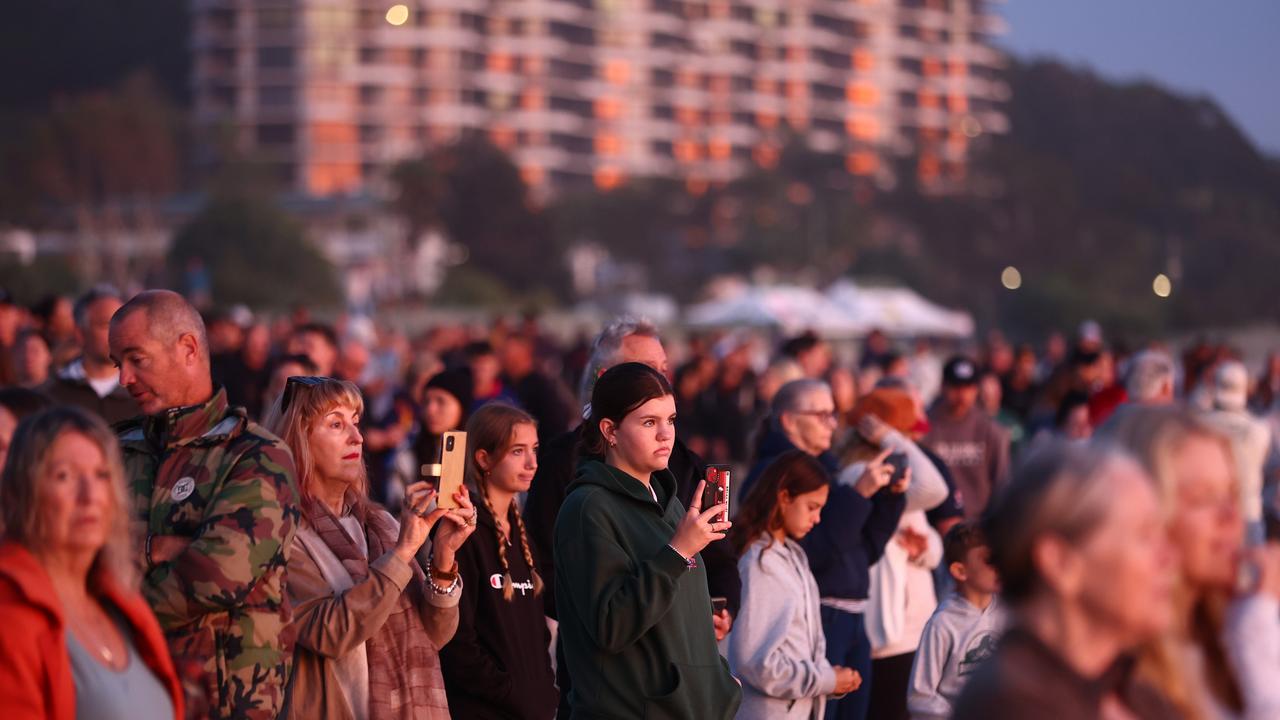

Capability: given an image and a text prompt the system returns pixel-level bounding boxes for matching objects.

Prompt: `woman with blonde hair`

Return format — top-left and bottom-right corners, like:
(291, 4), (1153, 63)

(1102, 405), (1280, 720)
(268, 376), (478, 720)
(0, 406), (182, 719)
(439, 402), (558, 719)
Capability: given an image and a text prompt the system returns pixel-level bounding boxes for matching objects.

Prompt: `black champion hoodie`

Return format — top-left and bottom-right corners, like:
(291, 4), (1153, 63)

(439, 495), (559, 720)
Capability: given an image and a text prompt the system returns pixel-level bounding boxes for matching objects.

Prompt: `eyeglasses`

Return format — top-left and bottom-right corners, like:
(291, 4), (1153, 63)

(282, 375), (327, 411)
(791, 409), (839, 424)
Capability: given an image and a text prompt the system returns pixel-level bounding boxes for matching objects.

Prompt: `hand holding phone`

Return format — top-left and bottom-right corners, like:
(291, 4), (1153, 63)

(701, 465), (732, 524)
(423, 431), (467, 509)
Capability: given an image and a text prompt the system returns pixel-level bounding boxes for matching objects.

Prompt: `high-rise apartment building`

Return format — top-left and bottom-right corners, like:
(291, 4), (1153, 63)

(192, 0), (1008, 197)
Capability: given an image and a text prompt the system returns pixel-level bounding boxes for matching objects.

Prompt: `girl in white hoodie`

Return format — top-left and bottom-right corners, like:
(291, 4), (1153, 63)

(728, 450), (861, 719)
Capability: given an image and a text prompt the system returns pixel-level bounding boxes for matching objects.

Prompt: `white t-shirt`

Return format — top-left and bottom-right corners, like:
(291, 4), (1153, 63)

(87, 374), (120, 399)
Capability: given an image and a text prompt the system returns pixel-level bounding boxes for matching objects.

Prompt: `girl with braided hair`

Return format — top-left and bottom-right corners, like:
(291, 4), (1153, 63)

(440, 403), (558, 719)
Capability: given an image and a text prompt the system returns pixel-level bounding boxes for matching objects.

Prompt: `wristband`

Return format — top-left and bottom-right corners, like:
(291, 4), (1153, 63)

(426, 558), (461, 596)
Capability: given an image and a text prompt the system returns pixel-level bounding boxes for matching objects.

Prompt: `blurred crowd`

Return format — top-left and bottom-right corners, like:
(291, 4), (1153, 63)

(3, 283), (1280, 720)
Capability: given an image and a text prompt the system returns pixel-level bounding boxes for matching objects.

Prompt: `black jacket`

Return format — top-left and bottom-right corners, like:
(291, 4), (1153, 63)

(524, 425), (742, 618)
(554, 460), (741, 720)
(41, 361), (139, 425)
(439, 496), (558, 720)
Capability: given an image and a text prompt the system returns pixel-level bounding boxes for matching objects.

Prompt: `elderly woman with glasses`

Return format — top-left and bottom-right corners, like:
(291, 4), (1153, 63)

(743, 378), (910, 720)
(266, 377), (478, 720)
(0, 406), (183, 720)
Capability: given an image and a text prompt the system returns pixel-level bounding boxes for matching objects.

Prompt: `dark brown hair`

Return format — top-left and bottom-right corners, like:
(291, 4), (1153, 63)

(943, 521), (988, 567)
(727, 450), (830, 561)
(580, 362), (673, 457)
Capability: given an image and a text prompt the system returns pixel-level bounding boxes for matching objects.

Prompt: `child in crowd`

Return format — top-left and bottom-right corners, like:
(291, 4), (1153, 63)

(907, 522), (1007, 720)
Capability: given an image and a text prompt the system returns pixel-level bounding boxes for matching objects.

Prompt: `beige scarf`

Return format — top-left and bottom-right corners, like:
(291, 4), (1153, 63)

(301, 493), (450, 720)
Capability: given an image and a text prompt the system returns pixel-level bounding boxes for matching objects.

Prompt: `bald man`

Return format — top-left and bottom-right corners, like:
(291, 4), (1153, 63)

(110, 290), (299, 720)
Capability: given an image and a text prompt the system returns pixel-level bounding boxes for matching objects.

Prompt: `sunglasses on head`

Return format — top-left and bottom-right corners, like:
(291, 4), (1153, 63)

(282, 375), (327, 411)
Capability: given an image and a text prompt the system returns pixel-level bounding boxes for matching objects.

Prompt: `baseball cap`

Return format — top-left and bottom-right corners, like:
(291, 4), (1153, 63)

(942, 356), (979, 386)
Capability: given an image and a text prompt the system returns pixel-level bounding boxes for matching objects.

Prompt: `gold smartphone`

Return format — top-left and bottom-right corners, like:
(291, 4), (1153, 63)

(425, 431), (466, 510)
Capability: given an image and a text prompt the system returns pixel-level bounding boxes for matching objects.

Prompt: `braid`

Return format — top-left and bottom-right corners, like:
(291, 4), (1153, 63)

(510, 504), (544, 596)
(478, 476), (515, 601)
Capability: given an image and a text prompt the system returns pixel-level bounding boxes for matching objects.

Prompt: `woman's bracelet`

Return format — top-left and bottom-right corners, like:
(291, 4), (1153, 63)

(425, 557), (460, 596)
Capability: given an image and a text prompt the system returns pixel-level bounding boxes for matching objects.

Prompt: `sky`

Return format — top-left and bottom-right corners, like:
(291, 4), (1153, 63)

(998, 0), (1280, 155)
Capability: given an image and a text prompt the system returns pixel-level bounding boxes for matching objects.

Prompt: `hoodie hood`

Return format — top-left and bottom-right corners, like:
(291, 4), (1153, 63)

(571, 459), (678, 516)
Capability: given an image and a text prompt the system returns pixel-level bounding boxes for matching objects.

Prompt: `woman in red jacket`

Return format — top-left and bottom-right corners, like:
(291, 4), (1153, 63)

(0, 406), (182, 720)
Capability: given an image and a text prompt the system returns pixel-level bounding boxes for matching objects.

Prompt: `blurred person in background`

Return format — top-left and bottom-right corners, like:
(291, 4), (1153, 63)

(466, 341), (519, 410)
(12, 329), (52, 388)
(1098, 349), (1176, 435)
(1103, 405), (1280, 720)
(411, 368), (473, 484)
(212, 322), (272, 419)
(500, 333), (571, 447)
(44, 287), (133, 427)
(0, 386), (55, 472)
(269, 376), (476, 720)
(0, 288), (21, 385)
(908, 339), (943, 407)
(0, 407), (183, 719)
(288, 323), (340, 378)
(31, 294), (78, 367)
(1201, 361), (1274, 545)
(784, 332), (834, 380)
(978, 368), (1026, 456)
(728, 450), (861, 719)
(953, 442), (1177, 720)
(841, 389), (950, 720)
(260, 354), (318, 423)
(926, 357), (1010, 520)
(1000, 345), (1040, 426)
(1250, 353), (1280, 413)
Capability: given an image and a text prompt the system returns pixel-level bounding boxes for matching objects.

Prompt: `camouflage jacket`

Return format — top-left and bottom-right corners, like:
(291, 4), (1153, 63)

(118, 388), (300, 720)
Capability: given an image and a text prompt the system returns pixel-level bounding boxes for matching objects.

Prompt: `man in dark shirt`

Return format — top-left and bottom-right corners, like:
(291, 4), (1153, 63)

(500, 333), (572, 447)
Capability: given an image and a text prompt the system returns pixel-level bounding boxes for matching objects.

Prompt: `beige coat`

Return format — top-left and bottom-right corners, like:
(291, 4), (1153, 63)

(285, 518), (460, 720)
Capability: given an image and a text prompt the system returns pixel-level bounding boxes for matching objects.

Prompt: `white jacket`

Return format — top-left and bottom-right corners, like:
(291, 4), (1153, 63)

(839, 431), (948, 658)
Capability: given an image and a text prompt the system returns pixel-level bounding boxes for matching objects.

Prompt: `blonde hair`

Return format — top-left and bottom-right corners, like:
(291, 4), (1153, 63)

(265, 377), (367, 504)
(0, 406), (136, 590)
(1100, 405), (1244, 720)
(464, 403), (543, 601)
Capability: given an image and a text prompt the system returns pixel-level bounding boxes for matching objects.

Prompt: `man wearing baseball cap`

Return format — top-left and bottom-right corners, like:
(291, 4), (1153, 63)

(924, 356), (1011, 520)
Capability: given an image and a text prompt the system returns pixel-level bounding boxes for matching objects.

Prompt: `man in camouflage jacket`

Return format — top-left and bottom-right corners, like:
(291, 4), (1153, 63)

(110, 290), (300, 720)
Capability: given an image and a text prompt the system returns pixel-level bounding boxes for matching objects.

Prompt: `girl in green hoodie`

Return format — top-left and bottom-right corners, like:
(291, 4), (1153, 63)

(554, 362), (742, 719)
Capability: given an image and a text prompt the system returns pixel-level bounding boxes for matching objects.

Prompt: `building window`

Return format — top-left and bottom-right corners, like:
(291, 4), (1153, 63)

(257, 47), (294, 69)
(359, 85), (383, 104)
(359, 46), (383, 64)
(258, 86), (294, 106)
(256, 124), (295, 145)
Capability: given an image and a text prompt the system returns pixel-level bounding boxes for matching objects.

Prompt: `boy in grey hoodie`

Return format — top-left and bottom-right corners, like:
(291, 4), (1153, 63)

(907, 522), (1007, 720)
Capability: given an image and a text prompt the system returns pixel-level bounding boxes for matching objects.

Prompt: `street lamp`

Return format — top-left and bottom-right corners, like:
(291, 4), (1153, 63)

(386, 4), (409, 26)
(1001, 266), (1022, 290)
(1153, 273), (1172, 298)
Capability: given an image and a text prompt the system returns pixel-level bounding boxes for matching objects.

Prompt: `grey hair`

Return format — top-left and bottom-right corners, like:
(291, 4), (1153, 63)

(111, 289), (210, 364)
(73, 284), (123, 328)
(0, 406), (137, 590)
(983, 440), (1143, 604)
(770, 378), (832, 428)
(1125, 350), (1175, 402)
(578, 316), (662, 407)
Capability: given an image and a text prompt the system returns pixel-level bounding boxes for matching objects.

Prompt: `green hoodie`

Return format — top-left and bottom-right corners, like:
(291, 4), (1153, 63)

(554, 459), (742, 720)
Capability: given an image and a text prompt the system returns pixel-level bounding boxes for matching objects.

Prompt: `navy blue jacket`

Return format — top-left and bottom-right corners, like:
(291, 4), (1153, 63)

(744, 428), (905, 602)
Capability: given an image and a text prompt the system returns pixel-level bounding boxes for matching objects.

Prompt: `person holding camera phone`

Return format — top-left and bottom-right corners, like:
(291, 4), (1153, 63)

(439, 403), (558, 719)
(840, 389), (950, 720)
(269, 377), (478, 720)
(727, 450), (862, 719)
(554, 362), (741, 719)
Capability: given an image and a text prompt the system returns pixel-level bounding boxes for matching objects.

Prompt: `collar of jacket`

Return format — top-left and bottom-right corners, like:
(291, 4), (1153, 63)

(572, 459), (678, 516)
(0, 541), (134, 630)
(756, 427), (839, 475)
(133, 387), (243, 449)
